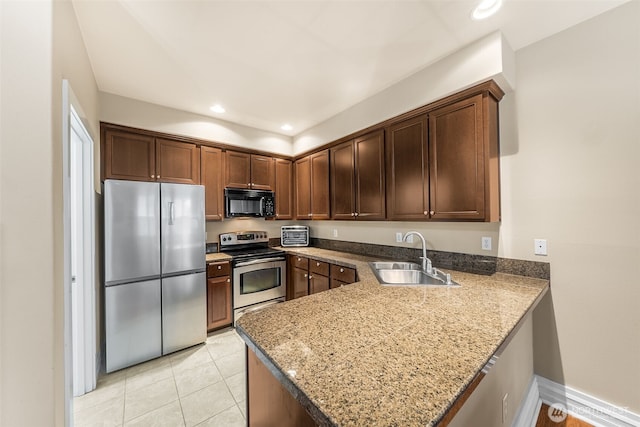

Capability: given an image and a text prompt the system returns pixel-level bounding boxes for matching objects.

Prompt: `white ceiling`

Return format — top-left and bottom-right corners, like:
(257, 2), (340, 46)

(72, 0), (627, 137)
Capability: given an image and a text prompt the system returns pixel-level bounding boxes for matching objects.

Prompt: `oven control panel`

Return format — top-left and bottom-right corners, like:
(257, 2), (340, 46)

(219, 230), (269, 246)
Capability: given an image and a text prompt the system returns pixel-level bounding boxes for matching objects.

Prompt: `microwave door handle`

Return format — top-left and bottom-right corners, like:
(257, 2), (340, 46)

(260, 197), (265, 215)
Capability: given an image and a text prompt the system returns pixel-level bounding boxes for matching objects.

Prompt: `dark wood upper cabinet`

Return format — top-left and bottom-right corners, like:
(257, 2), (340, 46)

(355, 130), (385, 219)
(295, 150), (329, 220)
(310, 151), (330, 219)
(225, 150), (274, 190)
(200, 146), (224, 221)
(103, 129), (155, 181)
(250, 155), (275, 190)
(428, 93), (500, 221)
(331, 130), (385, 220)
(294, 156), (311, 219)
(330, 141), (355, 220)
(225, 151), (251, 189)
(155, 138), (200, 184)
(274, 159), (293, 220)
(386, 114), (430, 220)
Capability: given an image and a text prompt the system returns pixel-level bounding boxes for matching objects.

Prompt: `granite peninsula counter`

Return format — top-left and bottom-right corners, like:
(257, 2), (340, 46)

(236, 247), (549, 427)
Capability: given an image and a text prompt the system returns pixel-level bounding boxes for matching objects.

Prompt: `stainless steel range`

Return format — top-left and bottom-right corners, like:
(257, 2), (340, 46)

(219, 231), (286, 324)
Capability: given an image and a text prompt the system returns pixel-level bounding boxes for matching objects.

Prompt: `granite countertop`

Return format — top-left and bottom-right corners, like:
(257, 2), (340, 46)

(236, 247), (549, 427)
(205, 252), (232, 263)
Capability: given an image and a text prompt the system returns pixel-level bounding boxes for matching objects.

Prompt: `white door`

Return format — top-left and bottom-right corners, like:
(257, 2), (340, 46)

(68, 99), (96, 398)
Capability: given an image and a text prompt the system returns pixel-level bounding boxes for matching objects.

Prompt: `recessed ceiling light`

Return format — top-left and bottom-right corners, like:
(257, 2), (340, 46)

(472, 0), (502, 20)
(210, 104), (225, 113)
(281, 124), (293, 132)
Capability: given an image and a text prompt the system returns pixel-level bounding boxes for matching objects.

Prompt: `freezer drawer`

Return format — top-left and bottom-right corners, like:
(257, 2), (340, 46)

(162, 272), (207, 355)
(105, 279), (162, 372)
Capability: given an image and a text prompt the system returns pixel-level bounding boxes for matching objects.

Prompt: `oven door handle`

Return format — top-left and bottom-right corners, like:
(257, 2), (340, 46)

(235, 257), (286, 267)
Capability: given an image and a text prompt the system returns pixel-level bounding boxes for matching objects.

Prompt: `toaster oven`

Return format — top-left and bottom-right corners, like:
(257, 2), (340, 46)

(281, 225), (309, 247)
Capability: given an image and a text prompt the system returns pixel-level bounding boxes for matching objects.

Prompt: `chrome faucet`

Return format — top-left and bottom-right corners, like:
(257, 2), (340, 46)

(403, 231), (433, 274)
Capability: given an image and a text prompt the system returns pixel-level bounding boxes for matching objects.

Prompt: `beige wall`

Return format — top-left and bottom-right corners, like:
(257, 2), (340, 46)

(0, 0), (99, 425)
(506, 1), (640, 412)
(0, 2), (56, 425)
(100, 92), (293, 156)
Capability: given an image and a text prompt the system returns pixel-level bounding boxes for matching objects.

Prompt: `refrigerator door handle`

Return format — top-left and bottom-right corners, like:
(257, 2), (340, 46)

(169, 202), (175, 225)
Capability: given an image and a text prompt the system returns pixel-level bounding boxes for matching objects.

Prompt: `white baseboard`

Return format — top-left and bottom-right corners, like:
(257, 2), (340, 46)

(512, 375), (640, 427)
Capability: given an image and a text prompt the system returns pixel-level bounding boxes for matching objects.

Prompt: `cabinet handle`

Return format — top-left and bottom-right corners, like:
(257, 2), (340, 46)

(309, 275), (313, 279)
(157, 175), (160, 179)
(308, 213), (312, 217)
(430, 211), (434, 215)
(227, 278), (230, 283)
(217, 265), (222, 270)
(340, 268), (344, 273)
(297, 257), (301, 261)
(304, 273), (307, 278)
(151, 174), (155, 179)
(355, 212), (359, 217)
(316, 262), (320, 266)
(424, 211), (428, 215)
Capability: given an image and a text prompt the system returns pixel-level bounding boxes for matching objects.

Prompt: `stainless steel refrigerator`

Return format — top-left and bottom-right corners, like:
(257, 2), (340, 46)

(104, 180), (206, 373)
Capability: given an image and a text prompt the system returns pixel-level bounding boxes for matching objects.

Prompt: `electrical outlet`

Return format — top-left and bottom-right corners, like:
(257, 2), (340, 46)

(481, 237), (492, 251)
(396, 232), (403, 243)
(502, 393), (508, 424)
(534, 239), (548, 256)
(332, 229), (338, 238)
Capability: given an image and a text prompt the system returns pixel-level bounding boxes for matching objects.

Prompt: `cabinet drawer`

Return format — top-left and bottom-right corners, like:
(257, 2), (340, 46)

(309, 260), (329, 276)
(291, 255), (309, 270)
(330, 264), (356, 284)
(207, 261), (230, 278)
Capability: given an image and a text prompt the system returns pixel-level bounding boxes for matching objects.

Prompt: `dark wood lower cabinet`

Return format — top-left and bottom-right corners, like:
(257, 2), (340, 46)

(247, 348), (316, 427)
(287, 255), (356, 299)
(207, 261), (232, 331)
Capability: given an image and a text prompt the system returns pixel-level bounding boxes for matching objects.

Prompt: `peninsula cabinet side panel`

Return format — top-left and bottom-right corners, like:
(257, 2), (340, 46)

(247, 349), (316, 427)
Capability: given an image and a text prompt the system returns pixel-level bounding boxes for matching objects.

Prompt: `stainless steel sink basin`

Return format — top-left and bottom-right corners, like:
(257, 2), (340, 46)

(368, 261), (461, 287)
(369, 261), (421, 270)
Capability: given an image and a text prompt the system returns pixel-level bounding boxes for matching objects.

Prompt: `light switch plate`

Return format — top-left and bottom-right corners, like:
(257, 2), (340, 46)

(534, 239), (548, 256)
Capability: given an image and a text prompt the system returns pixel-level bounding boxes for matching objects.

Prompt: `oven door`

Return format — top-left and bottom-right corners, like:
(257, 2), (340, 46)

(233, 257), (286, 309)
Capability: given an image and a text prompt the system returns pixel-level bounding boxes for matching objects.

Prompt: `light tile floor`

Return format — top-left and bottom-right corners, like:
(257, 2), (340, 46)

(74, 328), (247, 427)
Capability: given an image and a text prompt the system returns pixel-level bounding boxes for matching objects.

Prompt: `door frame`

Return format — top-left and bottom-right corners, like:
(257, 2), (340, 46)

(62, 80), (97, 421)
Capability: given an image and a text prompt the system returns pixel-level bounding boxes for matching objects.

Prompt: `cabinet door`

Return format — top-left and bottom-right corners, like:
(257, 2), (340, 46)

(294, 157), (311, 219)
(310, 150), (330, 219)
(250, 155), (274, 190)
(330, 141), (355, 220)
(201, 146), (224, 220)
(291, 267), (309, 299)
(309, 274), (329, 294)
(225, 151), (251, 188)
(386, 114), (429, 220)
(156, 138), (200, 184)
(429, 94), (485, 220)
(274, 159), (293, 220)
(207, 276), (232, 331)
(103, 129), (155, 181)
(355, 130), (385, 220)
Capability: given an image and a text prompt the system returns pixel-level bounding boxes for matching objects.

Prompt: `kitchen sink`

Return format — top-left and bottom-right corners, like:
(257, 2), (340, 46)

(369, 261), (422, 270)
(369, 261), (461, 287)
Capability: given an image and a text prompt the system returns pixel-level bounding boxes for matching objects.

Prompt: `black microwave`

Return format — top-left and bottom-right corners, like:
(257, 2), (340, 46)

(224, 188), (275, 218)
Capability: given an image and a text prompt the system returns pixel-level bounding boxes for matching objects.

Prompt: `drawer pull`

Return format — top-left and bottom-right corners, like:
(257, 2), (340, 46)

(340, 268), (344, 273)
(217, 265), (222, 270)
(316, 262), (320, 266)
